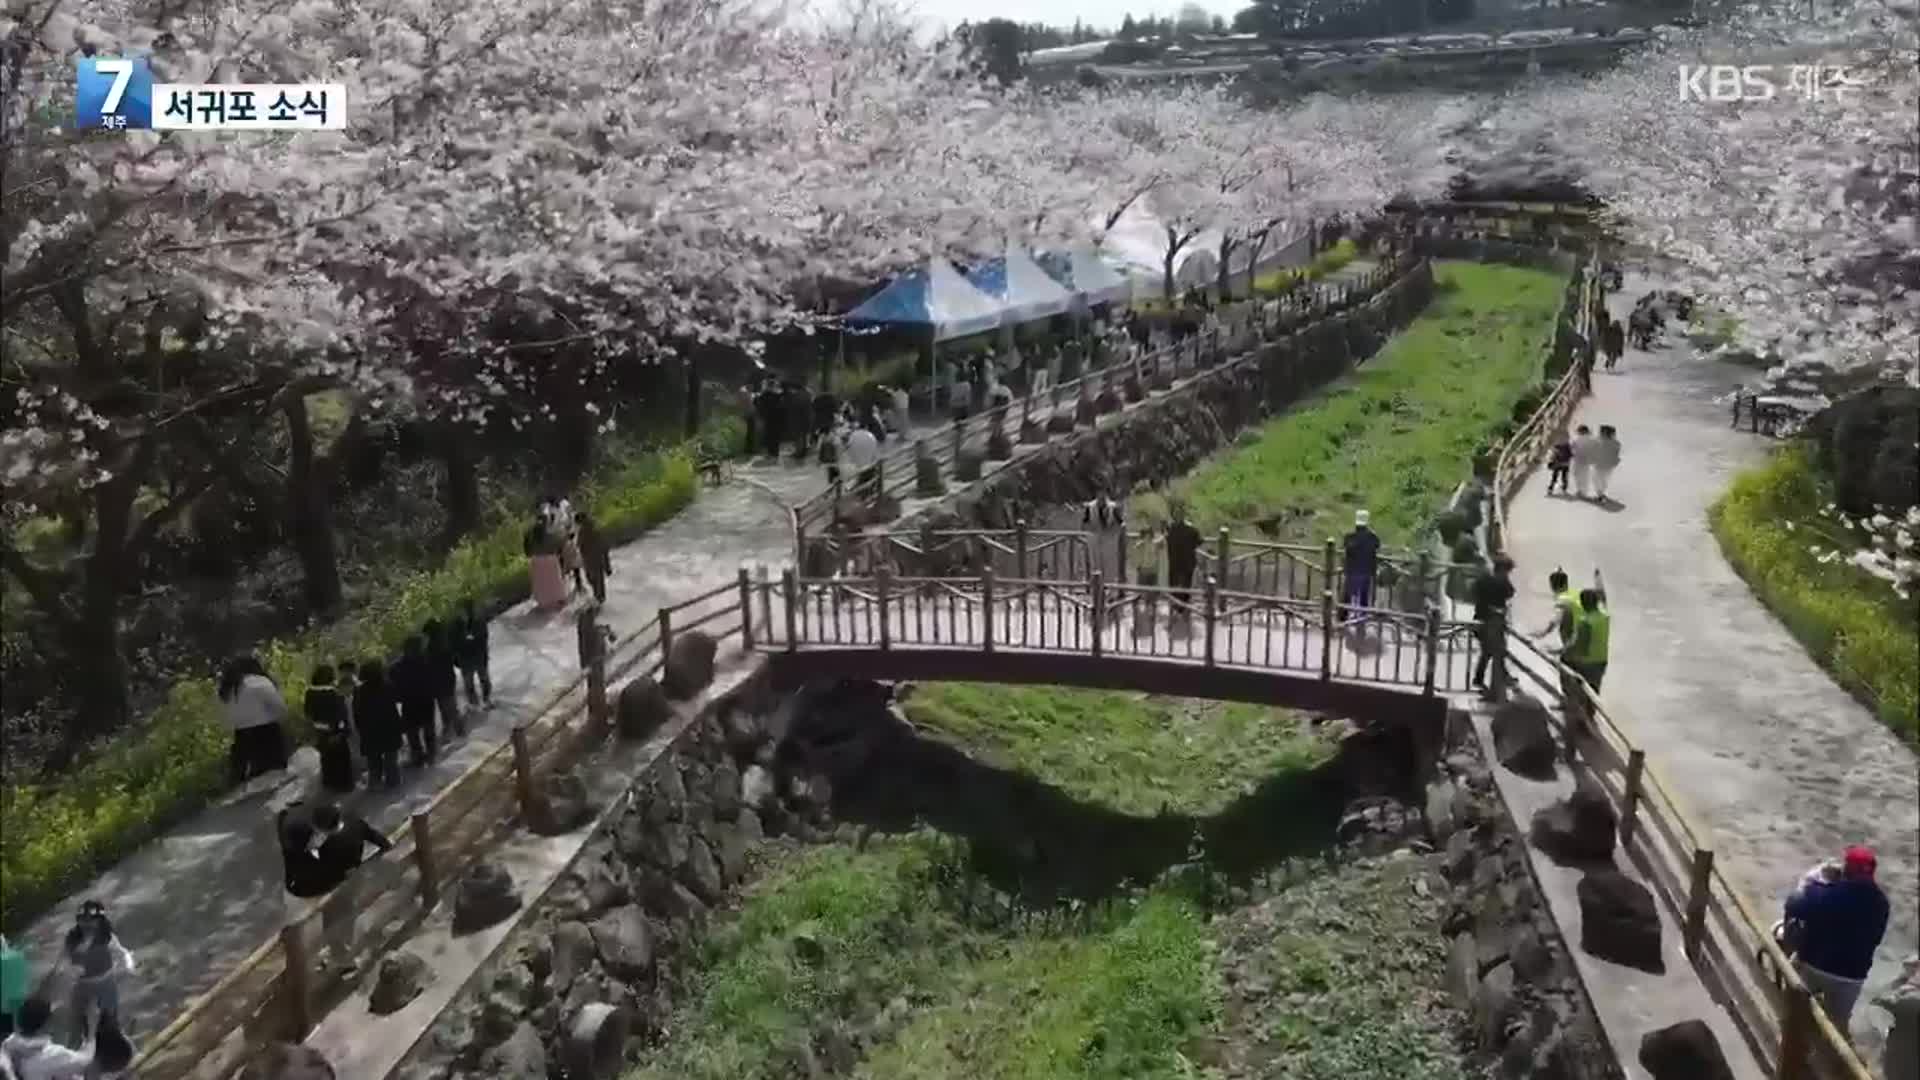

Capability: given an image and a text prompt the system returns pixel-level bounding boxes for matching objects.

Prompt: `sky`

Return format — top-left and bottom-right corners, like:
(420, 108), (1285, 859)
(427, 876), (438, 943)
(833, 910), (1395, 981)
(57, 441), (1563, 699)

(898, 0), (1249, 35)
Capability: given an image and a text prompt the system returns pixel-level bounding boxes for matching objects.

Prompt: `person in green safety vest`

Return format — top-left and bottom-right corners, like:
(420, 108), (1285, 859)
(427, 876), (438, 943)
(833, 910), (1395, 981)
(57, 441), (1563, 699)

(0, 933), (27, 1036)
(1569, 586), (1611, 691)
(1529, 568), (1582, 647)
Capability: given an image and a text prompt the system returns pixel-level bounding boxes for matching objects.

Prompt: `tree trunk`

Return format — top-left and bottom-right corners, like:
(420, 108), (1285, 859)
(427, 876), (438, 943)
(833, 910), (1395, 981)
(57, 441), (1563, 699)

(438, 424), (482, 546)
(1247, 231), (1271, 294)
(1162, 246), (1178, 303)
(1216, 236), (1237, 300)
(682, 355), (703, 439)
(282, 394), (344, 619)
(544, 410), (596, 495)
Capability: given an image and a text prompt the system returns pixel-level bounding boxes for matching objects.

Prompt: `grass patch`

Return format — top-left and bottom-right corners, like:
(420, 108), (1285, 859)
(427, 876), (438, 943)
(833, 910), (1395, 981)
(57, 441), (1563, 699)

(1, 442), (704, 931)
(1133, 260), (1565, 547)
(630, 834), (1221, 1080)
(899, 684), (1334, 818)
(1708, 446), (1919, 746)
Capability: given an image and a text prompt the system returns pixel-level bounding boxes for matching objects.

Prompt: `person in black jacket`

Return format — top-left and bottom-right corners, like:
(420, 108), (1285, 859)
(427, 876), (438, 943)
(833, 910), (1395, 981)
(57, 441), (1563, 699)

(352, 657), (402, 788)
(304, 664), (355, 796)
(390, 635), (437, 767)
(1164, 506), (1202, 610)
(575, 512), (613, 605)
(455, 600), (492, 708)
(422, 619), (464, 740)
(276, 801), (330, 908)
(311, 803), (394, 974)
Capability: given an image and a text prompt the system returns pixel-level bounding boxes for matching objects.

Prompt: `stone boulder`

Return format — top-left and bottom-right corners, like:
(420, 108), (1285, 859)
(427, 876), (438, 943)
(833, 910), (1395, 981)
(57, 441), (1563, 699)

(913, 446), (946, 497)
(1335, 795), (1424, 855)
(1528, 776), (1617, 863)
(1094, 388), (1122, 415)
(1639, 1019), (1735, 1080)
(588, 905), (655, 979)
(565, 1002), (632, 1080)
(237, 1045), (335, 1080)
(451, 861), (522, 935)
(367, 951), (432, 1015)
(534, 768), (593, 835)
(662, 630), (718, 699)
(548, 921), (597, 997)
(1425, 778), (1459, 843)
(952, 450), (984, 483)
(682, 835), (724, 902)
(479, 1021), (547, 1078)
(616, 677), (672, 742)
(1491, 697), (1558, 779)
(985, 427), (1014, 461)
(1577, 868), (1664, 973)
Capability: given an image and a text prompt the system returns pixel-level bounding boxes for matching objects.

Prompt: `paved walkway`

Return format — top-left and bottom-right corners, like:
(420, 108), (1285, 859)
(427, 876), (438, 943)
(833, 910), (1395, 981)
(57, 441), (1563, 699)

(1501, 274), (1918, 1071)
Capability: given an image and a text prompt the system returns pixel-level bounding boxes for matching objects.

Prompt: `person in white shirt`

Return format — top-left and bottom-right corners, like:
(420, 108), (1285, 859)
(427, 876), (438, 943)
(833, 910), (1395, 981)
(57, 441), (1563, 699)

(1568, 424), (1596, 499)
(1, 998), (91, 1080)
(1590, 425), (1622, 501)
(843, 423), (881, 500)
(218, 654), (290, 786)
(885, 384), (911, 440)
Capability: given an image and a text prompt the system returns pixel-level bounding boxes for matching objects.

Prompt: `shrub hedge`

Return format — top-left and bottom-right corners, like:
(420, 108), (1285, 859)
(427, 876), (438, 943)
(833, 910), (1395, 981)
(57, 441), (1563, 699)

(1708, 446), (1919, 747)
(0, 445), (701, 930)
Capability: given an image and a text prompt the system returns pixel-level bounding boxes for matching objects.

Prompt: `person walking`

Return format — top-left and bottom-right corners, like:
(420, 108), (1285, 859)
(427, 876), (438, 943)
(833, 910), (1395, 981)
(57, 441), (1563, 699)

(351, 657), (402, 789)
(1602, 318), (1625, 371)
(1591, 425), (1622, 502)
(1783, 845), (1890, 1029)
(1163, 506), (1202, 612)
(423, 619), (464, 741)
(1, 998), (92, 1079)
(60, 902), (134, 1047)
(390, 636), (438, 768)
(311, 803), (394, 976)
(303, 664), (355, 796)
(1470, 556), (1516, 697)
(218, 655), (290, 787)
(1874, 954), (1920, 1080)
(1530, 568), (1583, 648)
(0, 935), (26, 1036)
(1567, 581), (1610, 692)
(455, 600), (492, 708)
(574, 511), (611, 605)
(1341, 509), (1381, 619)
(888, 383), (911, 441)
(1546, 434), (1573, 495)
(843, 421), (881, 502)
(1569, 425), (1597, 500)
(524, 515), (567, 611)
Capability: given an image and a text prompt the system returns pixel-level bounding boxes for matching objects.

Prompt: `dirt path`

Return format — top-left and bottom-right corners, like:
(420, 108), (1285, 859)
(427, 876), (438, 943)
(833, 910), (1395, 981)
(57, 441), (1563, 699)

(1502, 274), (1919, 1069)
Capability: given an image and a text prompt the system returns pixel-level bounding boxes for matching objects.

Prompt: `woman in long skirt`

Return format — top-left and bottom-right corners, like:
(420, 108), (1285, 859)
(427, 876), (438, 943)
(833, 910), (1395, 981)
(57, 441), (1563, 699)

(525, 519), (568, 610)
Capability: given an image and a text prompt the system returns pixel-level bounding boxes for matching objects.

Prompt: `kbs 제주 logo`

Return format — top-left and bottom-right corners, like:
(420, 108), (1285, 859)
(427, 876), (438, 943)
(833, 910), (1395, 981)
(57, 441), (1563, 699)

(76, 56), (155, 130)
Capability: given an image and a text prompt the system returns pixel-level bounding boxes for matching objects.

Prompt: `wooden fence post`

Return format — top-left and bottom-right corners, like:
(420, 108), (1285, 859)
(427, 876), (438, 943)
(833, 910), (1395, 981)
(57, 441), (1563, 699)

(1203, 576), (1218, 666)
(586, 650), (608, 739)
(871, 457), (885, 505)
(1619, 749), (1647, 846)
(1015, 519), (1030, 580)
(657, 607), (674, 665)
(981, 566), (996, 653)
(1115, 526), (1129, 584)
(510, 725), (537, 821)
(1322, 536), (1337, 598)
(1422, 608), (1440, 696)
(737, 565), (756, 649)
(1320, 590), (1335, 682)
(411, 810), (440, 908)
(1090, 572), (1106, 659)
(757, 563), (773, 643)
(794, 520), (808, 576)
(1776, 982), (1815, 1080)
(279, 923), (314, 1038)
(1216, 527), (1231, 589)
(1488, 610), (1509, 703)
(950, 416), (964, 462)
(1684, 849), (1715, 959)
(877, 566), (892, 651)
(782, 568), (800, 651)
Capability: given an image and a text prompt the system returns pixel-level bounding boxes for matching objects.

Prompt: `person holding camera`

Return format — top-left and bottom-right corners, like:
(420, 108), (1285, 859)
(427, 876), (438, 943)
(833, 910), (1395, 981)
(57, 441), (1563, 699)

(60, 902), (135, 1047)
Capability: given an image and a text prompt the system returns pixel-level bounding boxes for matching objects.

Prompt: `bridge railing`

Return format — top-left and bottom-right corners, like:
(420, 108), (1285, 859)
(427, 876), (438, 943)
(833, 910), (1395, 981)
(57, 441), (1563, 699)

(1500, 635), (1876, 1080)
(771, 570), (1482, 695)
(798, 525), (1097, 581)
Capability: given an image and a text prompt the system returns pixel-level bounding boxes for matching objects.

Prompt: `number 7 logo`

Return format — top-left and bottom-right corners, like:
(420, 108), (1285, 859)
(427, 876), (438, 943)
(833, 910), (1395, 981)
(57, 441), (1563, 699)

(76, 56), (154, 130)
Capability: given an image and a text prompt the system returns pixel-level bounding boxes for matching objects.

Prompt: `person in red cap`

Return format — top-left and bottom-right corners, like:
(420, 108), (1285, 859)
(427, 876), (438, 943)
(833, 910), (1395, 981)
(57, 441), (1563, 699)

(1783, 845), (1891, 1029)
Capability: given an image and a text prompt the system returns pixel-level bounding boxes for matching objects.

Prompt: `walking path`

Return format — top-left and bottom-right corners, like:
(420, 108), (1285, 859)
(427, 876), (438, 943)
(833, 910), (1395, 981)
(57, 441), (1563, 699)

(1501, 273), (1918, 1071)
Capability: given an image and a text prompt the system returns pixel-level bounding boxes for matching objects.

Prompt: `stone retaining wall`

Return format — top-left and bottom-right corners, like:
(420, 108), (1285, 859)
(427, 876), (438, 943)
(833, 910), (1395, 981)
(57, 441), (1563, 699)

(388, 665), (845, 1080)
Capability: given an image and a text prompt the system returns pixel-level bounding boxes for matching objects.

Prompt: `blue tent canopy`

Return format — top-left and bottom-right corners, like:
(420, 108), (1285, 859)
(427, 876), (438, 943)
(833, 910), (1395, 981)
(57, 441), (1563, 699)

(964, 247), (1074, 323)
(843, 258), (1005, 342)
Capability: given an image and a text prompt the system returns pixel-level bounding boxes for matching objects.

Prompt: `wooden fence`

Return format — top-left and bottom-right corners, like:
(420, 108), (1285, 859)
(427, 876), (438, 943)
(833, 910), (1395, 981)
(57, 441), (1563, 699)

(130, 584), (751, 1080)
(792, 255), (1413, 543)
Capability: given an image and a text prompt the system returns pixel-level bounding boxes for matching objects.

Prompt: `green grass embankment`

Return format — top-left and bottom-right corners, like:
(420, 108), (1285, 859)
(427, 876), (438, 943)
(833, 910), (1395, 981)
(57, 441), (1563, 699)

(1709, 447), (1919, 746)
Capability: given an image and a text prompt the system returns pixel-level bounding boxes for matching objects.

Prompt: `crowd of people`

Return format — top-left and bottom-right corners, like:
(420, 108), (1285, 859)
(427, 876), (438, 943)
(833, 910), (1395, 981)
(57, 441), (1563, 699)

(525, 495), (612, 611)
(217, 598), (494, 797)
(0, 904), (139, 1079)
(1545, 424), (1625, 503)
